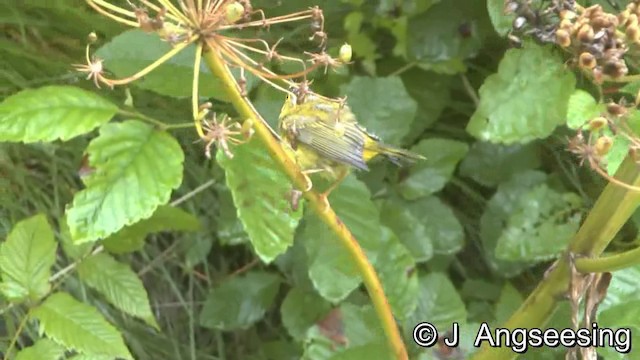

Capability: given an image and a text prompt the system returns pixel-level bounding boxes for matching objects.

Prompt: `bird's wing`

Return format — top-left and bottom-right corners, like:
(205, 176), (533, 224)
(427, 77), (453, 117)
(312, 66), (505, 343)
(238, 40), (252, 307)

(295, 119), (369, 171)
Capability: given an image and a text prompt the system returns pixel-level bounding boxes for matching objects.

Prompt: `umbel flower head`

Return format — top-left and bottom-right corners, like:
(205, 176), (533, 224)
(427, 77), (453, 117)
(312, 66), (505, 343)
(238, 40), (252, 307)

(77, 0), (351, 146)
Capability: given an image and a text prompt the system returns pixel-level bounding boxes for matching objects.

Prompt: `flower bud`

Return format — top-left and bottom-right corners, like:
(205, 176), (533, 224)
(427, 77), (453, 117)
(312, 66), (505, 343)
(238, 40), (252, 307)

(579, 52), (596, 69)
(588, 116), (607, 131)
(595, 136), (613, 156)
(577, 24), (594, 42)
(556, 29), (571, 47)
(88, 32), (98, 43)
(339, 43), (352, 63)
(225, 2), (244, 24)
(607, 102), (627, 117)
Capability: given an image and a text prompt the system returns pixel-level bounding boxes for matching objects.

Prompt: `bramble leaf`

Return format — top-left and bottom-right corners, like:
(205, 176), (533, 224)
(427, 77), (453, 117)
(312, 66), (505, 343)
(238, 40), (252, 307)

(217, 137), (302, 263)
(78, 253), (158, 329)
(66, 120), (184, 243)
(31, 292), (132, 359)
(199, 271), (280, 330)
(0, 214), (56, 302)
(0, 86), (117, 143)
(467, 42), (576, 143)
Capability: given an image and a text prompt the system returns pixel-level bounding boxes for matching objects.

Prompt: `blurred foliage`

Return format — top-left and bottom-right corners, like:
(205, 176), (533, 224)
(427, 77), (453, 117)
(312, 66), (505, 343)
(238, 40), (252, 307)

(2, 0), (640, 359)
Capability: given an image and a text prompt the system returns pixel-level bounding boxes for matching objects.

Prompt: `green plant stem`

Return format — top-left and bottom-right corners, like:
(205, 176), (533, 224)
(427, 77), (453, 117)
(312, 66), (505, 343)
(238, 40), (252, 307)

(472, 155), (640, 360)
(575, 246), (640, 273)
(4, 310), (30, 360)
(201, 45), (408, 360)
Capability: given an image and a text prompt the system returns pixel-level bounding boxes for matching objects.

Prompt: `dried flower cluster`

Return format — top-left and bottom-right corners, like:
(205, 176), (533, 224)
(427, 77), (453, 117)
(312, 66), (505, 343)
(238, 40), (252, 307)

(505, 0), (631, 82)
(568, 98), (640, 190)
(76, 0), (352, 157)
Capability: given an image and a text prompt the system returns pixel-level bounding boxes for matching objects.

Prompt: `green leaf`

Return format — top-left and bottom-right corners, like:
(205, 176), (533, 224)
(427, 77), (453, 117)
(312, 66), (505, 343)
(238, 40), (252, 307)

(598, 266), (640, 359)
(199, 271), (280, 330)
(66, 120), (184, 243)
(95, 30), (255, 101)
(404, 273), (466, 344)
(566, 89), (604, 129)
(59, 216), (93, 260)
(77, 253), (158, 329)
(467, 42), (576, 143)
(486, 0), (514, 36)
(0, 214), (56, 301)
(341, 76), (417, 145)
(605, 134), (630, 175)
(396, 138), (469, 200)
(281, 287), (331, 340)
(103, 205), (200, 254)
(480, 170), (547, 276)
(14, 338), (65, 360)
(303, 304), (390, 359)
(400, 69), (451, 143)
(0, 86), (117, 143)
(494, 183), (582, 262)
(495, 282), (523, 325)
(304, 175), (382, 302)
(459, 141), (541, 187)
(31, 292), (132, 359)
(376, 227), (419, 319)
(406, 1), (486, 74)
(217, 137), (303, 263)
(381, 195), (464, 262)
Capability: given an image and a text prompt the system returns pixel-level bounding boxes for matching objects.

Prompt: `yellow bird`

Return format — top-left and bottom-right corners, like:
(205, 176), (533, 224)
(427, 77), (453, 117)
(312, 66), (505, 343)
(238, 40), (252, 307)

(278, 91), (425, 197)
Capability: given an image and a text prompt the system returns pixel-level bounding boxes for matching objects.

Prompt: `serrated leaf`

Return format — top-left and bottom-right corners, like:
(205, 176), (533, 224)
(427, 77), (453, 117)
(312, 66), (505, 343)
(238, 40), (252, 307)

(566, 89), (603, 129)
(480, 170), (547, 276)
(397, 138), (469, 200)
(281, 287), (331, 340)
(0, 214), (56, 301)
(467, 42), (576, 143)
(376, 227), (418, 320)
(304, 175), (382, 303)
(217, 137), (302, 263)
(459, 141), (541, 187)
(400, 69), (451, 143)
(0, 86), (117, 143)
(103, 205), (200, 254)
(30, 292), (132, 359)
(14, 338), (65, 360)
(381, 195), (464, 262)
(66, 120), (184, 243)
(494, 183), (582, 262)
(340, 76), (417, 145)
(199, 271), (280, 330)
(59, 215), (93, 260)
(77, 253), (158, 329)
(96, 29), (255, 101)
(487, 0), (514, 36)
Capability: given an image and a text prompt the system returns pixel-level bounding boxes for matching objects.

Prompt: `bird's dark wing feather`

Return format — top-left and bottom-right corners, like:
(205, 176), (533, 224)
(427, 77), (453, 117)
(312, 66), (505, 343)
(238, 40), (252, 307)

(295, 121), (369, 171)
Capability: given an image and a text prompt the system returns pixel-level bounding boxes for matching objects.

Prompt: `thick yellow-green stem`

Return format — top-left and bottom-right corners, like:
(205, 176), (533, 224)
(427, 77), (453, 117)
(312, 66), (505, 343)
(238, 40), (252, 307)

(201, 45), (408, 359)
(472, 155), (640, 360)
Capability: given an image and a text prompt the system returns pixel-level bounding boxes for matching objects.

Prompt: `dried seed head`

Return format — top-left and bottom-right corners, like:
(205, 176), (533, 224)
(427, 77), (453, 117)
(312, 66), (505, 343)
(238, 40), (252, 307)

(579, 52), (596, 69)
(339, 43), (352, 63)
(588, 116), (607, 131)
(577, 24), (595, 42)
(607, 102), (627, 117)
(556, 29), (571, 47)
(595, 136), (613, 156)
(626, 24), (640, 42)
(560, 10), (577, 20)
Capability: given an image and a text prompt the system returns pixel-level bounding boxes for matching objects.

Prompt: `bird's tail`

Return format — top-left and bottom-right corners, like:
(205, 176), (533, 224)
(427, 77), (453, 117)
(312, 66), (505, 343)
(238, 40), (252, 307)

(364, 143), (425, 166)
